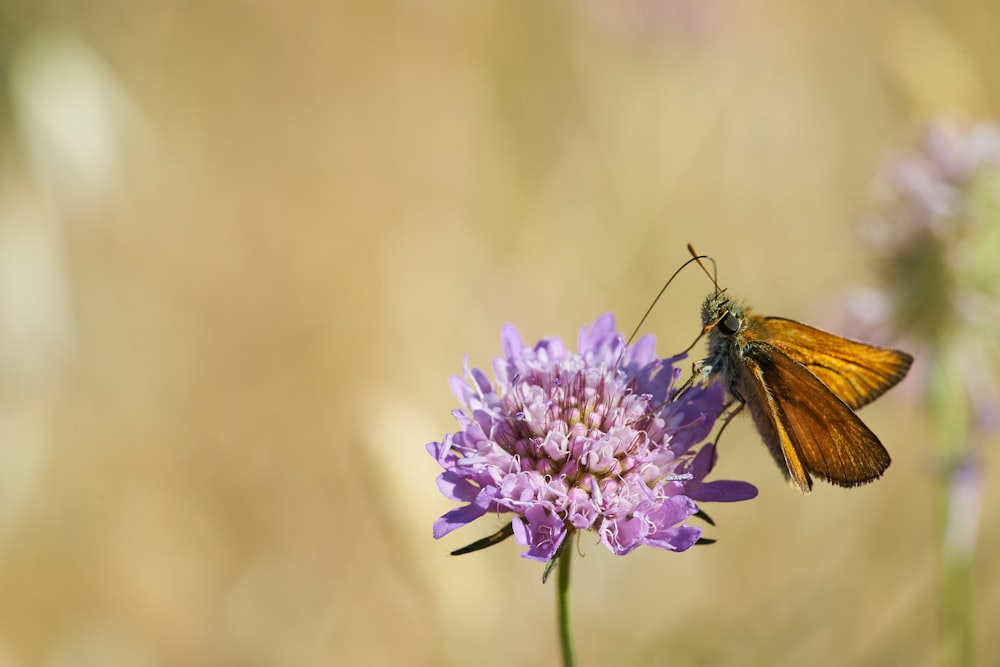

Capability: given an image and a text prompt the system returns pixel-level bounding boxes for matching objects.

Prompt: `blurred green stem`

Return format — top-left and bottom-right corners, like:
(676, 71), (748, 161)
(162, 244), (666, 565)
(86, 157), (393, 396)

(929, 356), (974, 667)
(557, 549), (576, 667)
(937, 495), (972, 667)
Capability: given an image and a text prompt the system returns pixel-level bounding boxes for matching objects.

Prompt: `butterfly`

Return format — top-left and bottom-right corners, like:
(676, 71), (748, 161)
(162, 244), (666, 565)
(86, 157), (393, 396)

(689, 264), (913, 493)
(695, 260), (912, 493)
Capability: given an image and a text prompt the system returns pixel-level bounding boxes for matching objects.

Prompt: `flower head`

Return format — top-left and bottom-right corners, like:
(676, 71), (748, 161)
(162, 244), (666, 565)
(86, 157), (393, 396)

(852, 118), (1000, 433)
(849, 118), (1000, 571)
(428, 313), (756, 564)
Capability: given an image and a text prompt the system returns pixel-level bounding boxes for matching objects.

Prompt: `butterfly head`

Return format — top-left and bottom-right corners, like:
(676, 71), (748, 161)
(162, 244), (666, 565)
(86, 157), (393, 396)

(702, 289), (744, 338)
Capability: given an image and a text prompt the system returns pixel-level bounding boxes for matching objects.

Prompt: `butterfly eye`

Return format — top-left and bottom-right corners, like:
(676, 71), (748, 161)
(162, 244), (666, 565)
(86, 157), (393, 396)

(718, 311), (741, 336)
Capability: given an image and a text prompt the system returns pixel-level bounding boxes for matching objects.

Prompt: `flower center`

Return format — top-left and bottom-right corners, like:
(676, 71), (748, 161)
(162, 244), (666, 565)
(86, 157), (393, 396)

(498, 367), (657, 484)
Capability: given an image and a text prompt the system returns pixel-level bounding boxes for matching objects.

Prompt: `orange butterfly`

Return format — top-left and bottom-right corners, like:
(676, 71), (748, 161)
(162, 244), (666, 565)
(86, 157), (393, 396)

(692, 247), (913, 493)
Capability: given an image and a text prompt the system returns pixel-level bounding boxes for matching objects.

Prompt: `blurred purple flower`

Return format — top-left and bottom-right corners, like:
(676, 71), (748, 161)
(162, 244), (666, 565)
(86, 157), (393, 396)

(851, 118), (1000, 665)
(862, 119), (1000, 249)
(428, 313), (756, 564)
(578, 0), (722, 43)
(852, 118), (1000, 436)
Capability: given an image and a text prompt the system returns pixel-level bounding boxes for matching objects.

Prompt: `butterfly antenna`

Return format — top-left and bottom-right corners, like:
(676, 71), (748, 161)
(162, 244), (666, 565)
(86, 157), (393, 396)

(627, 252), (717, 344)
(686, 243), (719, 294)
(656, 244), (724, 355)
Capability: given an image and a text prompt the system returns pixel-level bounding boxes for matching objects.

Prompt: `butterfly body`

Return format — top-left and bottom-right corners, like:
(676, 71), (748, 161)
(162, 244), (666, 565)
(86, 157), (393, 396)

(699, 290), (912, 493)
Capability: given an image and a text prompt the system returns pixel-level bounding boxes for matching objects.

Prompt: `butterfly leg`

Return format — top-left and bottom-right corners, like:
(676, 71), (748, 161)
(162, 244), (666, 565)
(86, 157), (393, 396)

(671, 371), (698, 401)
(713, 395), (746, 447)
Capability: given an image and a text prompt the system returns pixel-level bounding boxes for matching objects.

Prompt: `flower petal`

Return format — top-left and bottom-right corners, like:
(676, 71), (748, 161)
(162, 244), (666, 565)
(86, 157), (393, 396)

(433, 500), (490, 539)
(687, 480), (759, 503)
(435, 470), (480, 502)
(501, 322), (524, 359)
(512, 504), (567, 562)
(645, 524), (702, 552)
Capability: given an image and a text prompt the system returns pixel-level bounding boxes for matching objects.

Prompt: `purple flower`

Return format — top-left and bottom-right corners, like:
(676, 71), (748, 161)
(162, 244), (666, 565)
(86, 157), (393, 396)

(862, 119), (1000, 251)
(578, 0), (723, 43)
(847, 116), (1000, 561)
(849, 117), (1000, 666)
(428, 313), (757, 564)
(851, 118), (1000, 433)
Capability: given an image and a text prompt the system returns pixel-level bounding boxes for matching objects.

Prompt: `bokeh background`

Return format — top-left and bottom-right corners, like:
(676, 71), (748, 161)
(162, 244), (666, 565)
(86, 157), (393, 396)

(0, 1), (997, 665)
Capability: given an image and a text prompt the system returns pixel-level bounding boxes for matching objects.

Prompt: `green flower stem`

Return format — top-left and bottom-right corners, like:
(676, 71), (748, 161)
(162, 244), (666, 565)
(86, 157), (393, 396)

(556, 549), (576, 667)
(929, 355), (974, 667)
(938, 481), (973, 667)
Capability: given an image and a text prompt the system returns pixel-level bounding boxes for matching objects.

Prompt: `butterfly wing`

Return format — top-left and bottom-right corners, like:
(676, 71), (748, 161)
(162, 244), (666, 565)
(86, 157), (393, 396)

(759, 317), (912, 410)
(734, 342), (892, 493)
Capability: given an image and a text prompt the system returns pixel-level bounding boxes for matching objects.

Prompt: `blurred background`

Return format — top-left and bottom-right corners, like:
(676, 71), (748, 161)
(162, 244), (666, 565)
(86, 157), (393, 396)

(0, 1), (997, 665)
